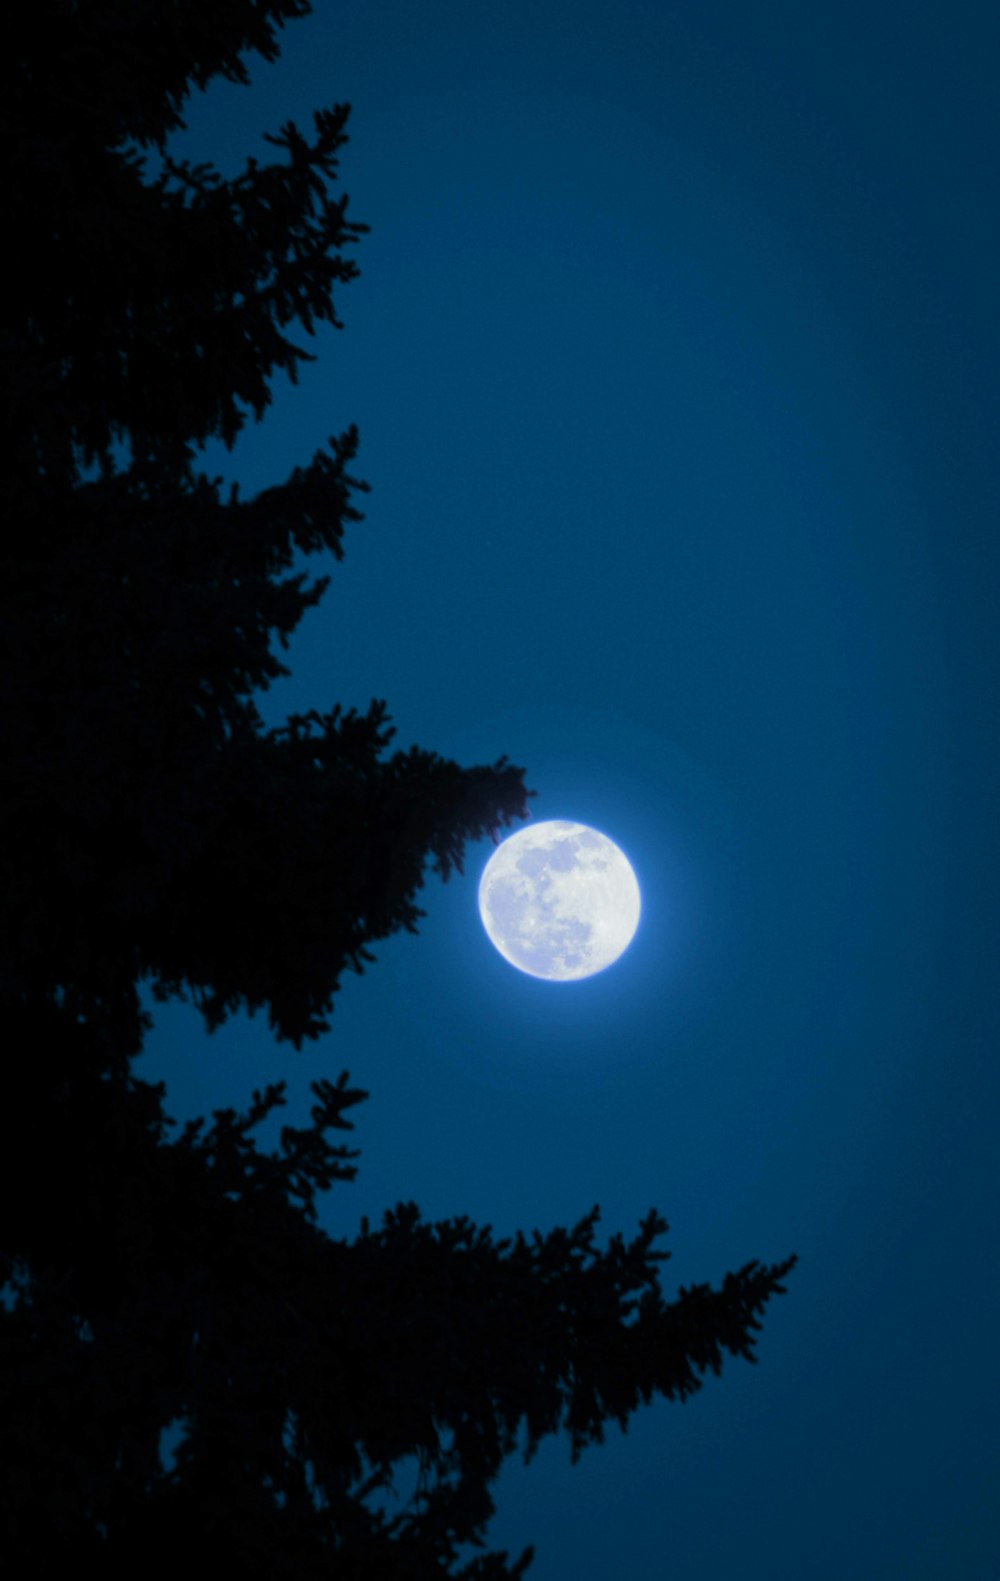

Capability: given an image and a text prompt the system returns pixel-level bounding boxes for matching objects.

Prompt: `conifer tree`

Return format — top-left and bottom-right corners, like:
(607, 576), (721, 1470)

(0, 5), (795, 1573)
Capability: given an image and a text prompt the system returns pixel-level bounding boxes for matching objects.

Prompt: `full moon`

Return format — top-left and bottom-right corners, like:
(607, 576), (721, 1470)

(478, 820), (641, 981)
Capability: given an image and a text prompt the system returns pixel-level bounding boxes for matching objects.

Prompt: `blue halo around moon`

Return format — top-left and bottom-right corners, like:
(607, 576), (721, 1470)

(478, 820), (641, 981)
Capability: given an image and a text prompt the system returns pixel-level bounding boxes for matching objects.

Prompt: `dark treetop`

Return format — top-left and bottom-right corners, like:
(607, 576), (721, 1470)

(0, 4), (795, 1574)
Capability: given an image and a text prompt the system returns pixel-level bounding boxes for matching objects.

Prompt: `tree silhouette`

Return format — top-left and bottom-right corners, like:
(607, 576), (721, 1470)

(0, 4), (796, 1574)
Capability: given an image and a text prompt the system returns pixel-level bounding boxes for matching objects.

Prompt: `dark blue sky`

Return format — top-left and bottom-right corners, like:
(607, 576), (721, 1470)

(142, 3), (999, 1575)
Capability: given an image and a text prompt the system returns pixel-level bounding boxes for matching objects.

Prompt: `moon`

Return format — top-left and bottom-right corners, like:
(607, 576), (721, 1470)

(478, 820), (641, 981)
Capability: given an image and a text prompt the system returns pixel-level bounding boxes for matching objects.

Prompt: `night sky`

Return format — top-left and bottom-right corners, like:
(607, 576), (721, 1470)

(141, 3), (999, 1575)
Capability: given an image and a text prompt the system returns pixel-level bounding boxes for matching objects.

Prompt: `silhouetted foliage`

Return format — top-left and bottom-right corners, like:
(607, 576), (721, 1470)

(0, 4), (796, 1574)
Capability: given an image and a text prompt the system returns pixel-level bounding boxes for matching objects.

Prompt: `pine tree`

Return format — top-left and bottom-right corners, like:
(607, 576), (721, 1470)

(0, 4), (795, 1573)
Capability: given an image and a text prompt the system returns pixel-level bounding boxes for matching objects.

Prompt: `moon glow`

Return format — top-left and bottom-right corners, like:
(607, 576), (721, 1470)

(478, 821), (641, 981)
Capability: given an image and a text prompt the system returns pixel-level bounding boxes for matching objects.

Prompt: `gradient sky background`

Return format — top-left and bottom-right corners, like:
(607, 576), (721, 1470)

(140, 2), (999, 1575)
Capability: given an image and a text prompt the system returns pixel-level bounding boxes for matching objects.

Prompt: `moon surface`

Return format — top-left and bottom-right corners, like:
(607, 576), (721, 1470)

(478, 820), (641, 981)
